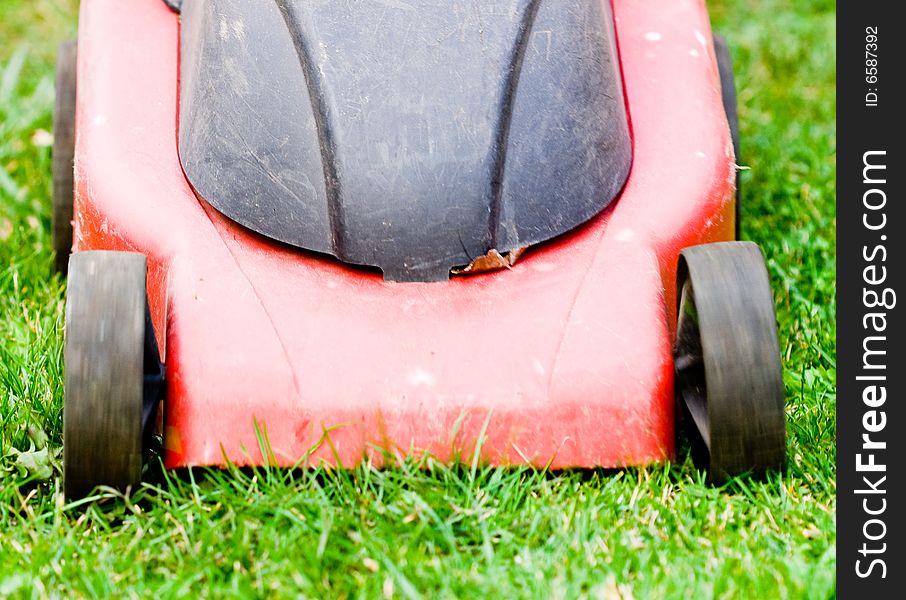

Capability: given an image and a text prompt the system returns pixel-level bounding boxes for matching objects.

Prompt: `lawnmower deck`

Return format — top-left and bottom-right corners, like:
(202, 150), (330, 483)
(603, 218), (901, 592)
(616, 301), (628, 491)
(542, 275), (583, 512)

(73, 0), (735, 470)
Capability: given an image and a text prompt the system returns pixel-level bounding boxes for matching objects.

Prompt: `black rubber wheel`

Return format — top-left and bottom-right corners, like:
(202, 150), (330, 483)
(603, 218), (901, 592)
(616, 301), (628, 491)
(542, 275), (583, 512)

(53, 40), (77, 275)
(713, 34), (741, 240)
(674, 242), (785, 482)
(64, 252), (148, 499)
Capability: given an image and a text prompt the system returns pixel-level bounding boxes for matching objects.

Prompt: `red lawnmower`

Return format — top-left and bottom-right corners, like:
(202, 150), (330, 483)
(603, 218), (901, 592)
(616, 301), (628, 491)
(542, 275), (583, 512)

(54, 0), (785, 498)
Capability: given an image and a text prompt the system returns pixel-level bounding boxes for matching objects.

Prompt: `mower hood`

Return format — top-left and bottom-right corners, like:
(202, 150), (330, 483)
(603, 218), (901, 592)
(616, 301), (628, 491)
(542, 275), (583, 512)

(178, 0), (632, 281)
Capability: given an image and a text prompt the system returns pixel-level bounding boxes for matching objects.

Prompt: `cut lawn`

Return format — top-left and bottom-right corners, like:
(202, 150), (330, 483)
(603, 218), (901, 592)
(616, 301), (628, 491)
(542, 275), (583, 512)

(1, 0), (836, 598)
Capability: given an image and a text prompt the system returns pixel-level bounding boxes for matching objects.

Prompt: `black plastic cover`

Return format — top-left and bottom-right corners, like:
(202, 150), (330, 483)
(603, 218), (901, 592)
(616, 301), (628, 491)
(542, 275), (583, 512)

(178, 0), (632, 281)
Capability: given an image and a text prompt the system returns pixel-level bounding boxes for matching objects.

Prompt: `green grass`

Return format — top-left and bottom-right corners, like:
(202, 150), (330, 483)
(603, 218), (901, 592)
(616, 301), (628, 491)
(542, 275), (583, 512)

(1, 0), (836, 597)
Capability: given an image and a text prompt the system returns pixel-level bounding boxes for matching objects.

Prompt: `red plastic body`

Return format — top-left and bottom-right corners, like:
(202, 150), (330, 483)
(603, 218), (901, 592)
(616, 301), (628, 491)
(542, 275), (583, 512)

(73, 0), (735, 469)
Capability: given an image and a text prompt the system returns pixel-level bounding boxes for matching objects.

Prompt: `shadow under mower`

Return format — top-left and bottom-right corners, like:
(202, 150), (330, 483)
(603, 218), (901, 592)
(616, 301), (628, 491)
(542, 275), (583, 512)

(53, 0), (785, 499)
